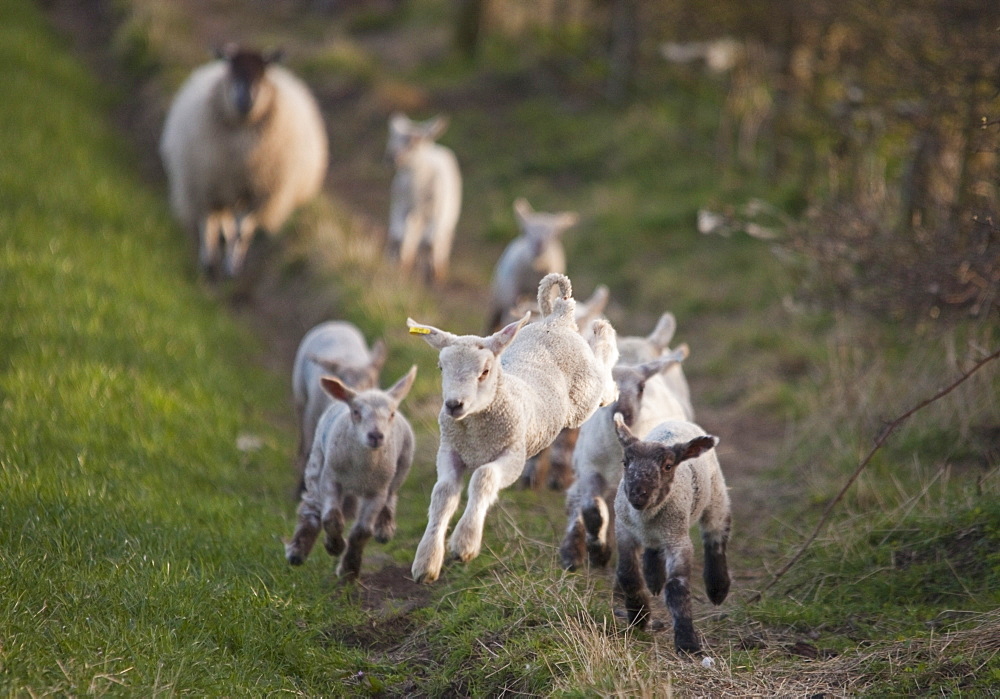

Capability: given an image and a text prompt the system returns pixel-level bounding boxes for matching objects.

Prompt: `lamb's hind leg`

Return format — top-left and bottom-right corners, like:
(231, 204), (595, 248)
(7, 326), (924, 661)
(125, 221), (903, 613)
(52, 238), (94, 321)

(338, 495), (385, 579)
(615, 527), (651, 628)
(588, 320), (620, 407)
(412, 447), (465, 583)
(702, 508), (732, 605)
(449, 449), (524, 563)
(581, 473), (612, 567)
(285, 497), (321, 566)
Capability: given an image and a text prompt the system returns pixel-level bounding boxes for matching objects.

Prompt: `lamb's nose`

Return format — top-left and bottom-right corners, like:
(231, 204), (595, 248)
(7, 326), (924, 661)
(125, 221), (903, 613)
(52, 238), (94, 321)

(367, 431), (384, 448)
(445, 399), (464, 416)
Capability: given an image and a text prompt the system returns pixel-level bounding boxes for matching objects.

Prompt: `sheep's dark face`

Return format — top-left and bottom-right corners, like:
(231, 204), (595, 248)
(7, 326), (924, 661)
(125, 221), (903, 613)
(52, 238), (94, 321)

(621, 442), (678, 511)
(225, 50), (271, 119)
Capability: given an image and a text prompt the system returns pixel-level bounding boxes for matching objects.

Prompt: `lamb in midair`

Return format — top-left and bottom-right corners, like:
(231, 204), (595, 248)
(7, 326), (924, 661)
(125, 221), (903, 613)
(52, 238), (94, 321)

(285, 366), (417, 579)
(613, 414), (731, 653)
(386, 113), (462, 284)
(159, 45), (328, 277)
(559, 345), (689, 571)
(407, 273), (619, 583)
(291, 321), (387, 492)
(485, 198), (578, 333)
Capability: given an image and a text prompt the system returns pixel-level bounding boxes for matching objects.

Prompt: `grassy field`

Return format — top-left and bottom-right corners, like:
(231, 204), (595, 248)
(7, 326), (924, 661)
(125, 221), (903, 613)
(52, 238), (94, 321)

(3, 0), (999, 694)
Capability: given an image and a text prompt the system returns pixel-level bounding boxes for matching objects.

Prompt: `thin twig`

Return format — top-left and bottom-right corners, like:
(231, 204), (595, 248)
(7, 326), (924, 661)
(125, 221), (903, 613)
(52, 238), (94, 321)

(748, 346), (1000, 604)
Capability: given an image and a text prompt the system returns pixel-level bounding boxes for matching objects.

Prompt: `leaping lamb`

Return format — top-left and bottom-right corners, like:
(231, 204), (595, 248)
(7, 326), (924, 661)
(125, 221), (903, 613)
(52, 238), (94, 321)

(407, 273), (619, 583)
(159, 45), (328, 277)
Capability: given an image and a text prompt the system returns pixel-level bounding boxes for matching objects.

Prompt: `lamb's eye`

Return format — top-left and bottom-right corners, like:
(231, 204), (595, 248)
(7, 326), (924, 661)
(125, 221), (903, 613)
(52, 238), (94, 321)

(437, 363), (442, 371)
(352, 409), (361, 420)
(479, 367), (489, 380)
(389, 410), (396, 420)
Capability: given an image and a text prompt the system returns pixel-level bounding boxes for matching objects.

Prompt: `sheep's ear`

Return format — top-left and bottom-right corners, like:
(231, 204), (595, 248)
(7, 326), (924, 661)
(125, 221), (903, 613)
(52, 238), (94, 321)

(648, 312), (677, 350)
(486, 313), (530, 355)
(307, 353), (341, 374)
(671, 435), (718, 465)
(513, 197), (533, 225)
(555, 211), (579, 232)
(321, 375), (356, 404)
(369, 339), (388, 372)
(581, 285), (610, 318)
(613, 413), (637, 446)
(640, 344), (689, 380)
(425, 114), (450, 139)
(407, 318), (456, 350)
(387, 365), (418, 405)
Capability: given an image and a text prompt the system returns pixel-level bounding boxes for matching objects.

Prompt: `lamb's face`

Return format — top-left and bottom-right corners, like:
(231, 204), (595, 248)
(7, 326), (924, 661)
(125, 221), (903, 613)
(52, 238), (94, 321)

(621, 442), (677, 511)
(438, 343), (498, 421)
(223, 49), (273, 121)
(386, 115), (418, 167)
(348, 392), (398, 450)
(514, 200), (578, 260)
(611, 365), (647, 428)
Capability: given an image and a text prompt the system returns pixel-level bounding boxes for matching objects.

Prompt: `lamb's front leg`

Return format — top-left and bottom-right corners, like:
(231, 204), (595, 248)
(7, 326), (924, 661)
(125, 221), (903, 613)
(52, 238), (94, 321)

(615, 527), (651, 628)
(412, 447), (465, 583)
(665, 542), (699, 653)
(321, 482), (346, 557)
(337, 495), (386, 579)
(449, 446), (525, 563)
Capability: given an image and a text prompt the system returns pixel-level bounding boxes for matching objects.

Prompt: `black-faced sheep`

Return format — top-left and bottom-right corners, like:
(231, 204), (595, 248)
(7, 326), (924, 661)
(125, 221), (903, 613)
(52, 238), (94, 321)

(407, 273), (619, 583)
(613, 414), (731, 653)
(159, 45), (328, 277)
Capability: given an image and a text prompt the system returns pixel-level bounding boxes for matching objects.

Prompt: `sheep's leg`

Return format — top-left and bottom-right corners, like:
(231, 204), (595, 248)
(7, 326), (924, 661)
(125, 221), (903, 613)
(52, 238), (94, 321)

(337, 495), (385, 579)
(547, 428), (578, 491)
(519, 451), (545, 489)
(321, 482), (346, 557)
(373, 492), (397, 544)
(398, 212), (423, 273)
(449, 448), (524, 563)
(386, 177), (408, 261)
(199, 213), (224, 275)
(225, 213), (257, 277)
(665, 542), (700, 653)
(702, 509), (732, 605)
(643, 547), (666, 595)
(412, 448), (466, 583)
(286, 496), (321, 566)
(615, 528), (651, 628)
(559, 479), (587, 570)
(580, 472), (612, 567)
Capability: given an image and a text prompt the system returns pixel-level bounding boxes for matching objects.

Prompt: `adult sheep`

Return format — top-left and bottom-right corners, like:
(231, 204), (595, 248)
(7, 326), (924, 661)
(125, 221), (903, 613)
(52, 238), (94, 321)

(159, 45), (328, 277)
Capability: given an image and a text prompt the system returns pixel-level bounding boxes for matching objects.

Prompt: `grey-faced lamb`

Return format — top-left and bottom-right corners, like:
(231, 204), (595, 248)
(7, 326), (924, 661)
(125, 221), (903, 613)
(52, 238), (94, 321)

(612, 414), (731, 653)
(291, 321), (387, 492)
(559, 346), (689, 571)
(285, 366), (417, 579)
(386, 113), (462, 284)
(407, 273), (619, 583)
(485, 198), (578, 333)
(159, 45), (328, 277)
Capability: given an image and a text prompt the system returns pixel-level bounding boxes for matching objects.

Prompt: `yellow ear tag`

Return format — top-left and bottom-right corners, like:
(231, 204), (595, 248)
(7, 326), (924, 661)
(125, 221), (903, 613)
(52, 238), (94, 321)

(409, 326), (431, 335)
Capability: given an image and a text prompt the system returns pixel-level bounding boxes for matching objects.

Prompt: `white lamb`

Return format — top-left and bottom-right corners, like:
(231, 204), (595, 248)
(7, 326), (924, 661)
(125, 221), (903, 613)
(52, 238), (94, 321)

(485, 198), (578, 332)
(159, 45), (328, 277)
(407, 273), (619, 583)
(559, 345), (689, 570)
(291, 321), (387, 492)
(617, 312), (694, 421)
(613, 414), (731, 653)
(386, 113), (462, 284)
(285, 366), (417, 579)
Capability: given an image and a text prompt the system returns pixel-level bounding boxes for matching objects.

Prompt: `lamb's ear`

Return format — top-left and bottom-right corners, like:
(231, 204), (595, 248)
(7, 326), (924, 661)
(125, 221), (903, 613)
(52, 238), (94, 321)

(264, 48), (285, 64)
(390, 112), (409, 131)
(407, 318), (456, 350)
(513, 197), (533, 226)
(321, 375), (356, 404)
(215, 42), (239, 61)
(671, 435), (718, 465)
(555, 211), (579, 232)
(648, 312), (677, 351)
(486, 313), (530, 355)
(387, 365), (418, 405)
(639, 344), (689, 380)
(580, 285), (610, 319)
(369, 339), (388, 372)
(613, 413), (638, 447)
(307, 353), (341, 374)
(425, 114), (450, 139)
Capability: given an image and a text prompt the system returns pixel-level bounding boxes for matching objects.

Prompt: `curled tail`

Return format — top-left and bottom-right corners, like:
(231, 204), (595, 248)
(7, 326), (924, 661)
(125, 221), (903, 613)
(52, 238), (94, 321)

(538, 273), (576, 324)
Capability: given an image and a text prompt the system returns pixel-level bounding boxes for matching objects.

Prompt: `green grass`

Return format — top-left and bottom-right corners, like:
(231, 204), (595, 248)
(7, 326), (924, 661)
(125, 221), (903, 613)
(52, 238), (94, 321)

(4, 0), (1000, 694)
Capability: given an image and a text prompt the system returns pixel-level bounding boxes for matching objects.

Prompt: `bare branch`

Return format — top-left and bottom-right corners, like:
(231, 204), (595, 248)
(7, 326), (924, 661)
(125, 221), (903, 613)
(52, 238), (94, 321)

(747, 346), (1000, 604)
